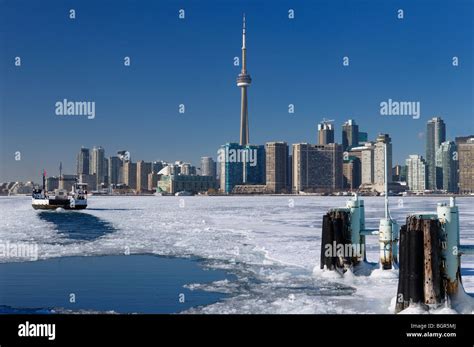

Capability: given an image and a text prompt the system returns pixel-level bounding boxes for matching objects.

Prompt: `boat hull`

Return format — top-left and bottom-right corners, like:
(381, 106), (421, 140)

(32, 198), (87, 210)
(32, 204), (87, 210)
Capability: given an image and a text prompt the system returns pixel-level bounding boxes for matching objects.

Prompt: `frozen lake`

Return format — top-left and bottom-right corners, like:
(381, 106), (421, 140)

(0, 195), (473, 314)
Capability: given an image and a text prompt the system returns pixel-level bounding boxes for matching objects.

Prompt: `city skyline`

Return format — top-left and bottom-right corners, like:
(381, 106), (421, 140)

(1, 0), (473, 182)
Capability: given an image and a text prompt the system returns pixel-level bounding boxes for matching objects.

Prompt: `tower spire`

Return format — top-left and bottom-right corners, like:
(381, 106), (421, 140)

(241, 13), (247, 73)
(237, 13), (252, 146)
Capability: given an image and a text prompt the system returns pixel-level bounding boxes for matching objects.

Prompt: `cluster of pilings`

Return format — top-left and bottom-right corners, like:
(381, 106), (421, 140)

(320, 195), (395, 273)
(320, 196), (474, 312)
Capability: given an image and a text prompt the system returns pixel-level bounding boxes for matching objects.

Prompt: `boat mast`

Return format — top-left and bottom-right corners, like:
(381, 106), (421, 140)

(384, 142), (389, 219)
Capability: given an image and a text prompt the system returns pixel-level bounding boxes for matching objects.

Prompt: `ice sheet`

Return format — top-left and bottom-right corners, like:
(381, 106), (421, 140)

(1, 195), (473, 314)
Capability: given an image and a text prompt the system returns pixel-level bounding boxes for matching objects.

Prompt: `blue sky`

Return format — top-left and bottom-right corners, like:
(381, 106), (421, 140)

(1, 0), (473, 182)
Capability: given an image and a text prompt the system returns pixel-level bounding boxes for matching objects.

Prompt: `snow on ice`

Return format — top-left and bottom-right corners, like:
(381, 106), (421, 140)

(0, 195), (473, 314)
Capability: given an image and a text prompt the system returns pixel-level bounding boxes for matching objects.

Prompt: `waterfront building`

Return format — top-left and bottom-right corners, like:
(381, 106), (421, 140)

(76, 147), (90, 175)
(292, 143), (343, 193)
(158, 175), (217, 194)
(342, 119), (359, 151)
(406, 155), (427, 192)
(456, 136), (474, 194)
(317, 121), (335, 145)
(265, 142), (289, 193)
(201, 157), (217, 178)
(426, 117), (446, 190)
(436, 141), (458, 193)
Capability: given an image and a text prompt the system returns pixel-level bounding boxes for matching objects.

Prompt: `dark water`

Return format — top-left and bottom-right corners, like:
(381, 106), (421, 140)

(0, 255), (233, 314)
(37, 211), (116, 241)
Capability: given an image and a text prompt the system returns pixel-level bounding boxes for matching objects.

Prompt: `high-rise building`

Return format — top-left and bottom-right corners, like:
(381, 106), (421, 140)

(46, 176), (59, 192)
(136, 161), (152, 192)
(90, 146), (106, 188)
(456, 136), (474, 194)
(243, 144), (265, 185)
(360, 143), (375, 185)
(147, 172), (160, 192)
(108, 156), (122, 186)
(358, 131), (368, 145)
(265, 142), (289, 193)
(317, 121), (335, 145)
(78, 173), (97, 191)
(237, 15), (252, 146)
(180, 163), (196, 176)
(373, 134), (392, 190)
(342, 119), (359, 151)
(117, 150), (130, 183)
(219, 143), (244, 193)
(343, 156), (361, 190)
(287, 154), (292, 190)
(436, 141), (458, 193)
(392, 164), (406, 182)
(400, 165), (407, 182)
(292, 143), (343, 193)
(201, 157), (217, 178)
(103, 158), (109, 186)
(58, 174), (76, 192)
(76, 147), (90, 175)
(123, 161), (137, 190)
(347, 145), (366, 186)
(406, 155), (427, 192)
(426, 117), (446, 190)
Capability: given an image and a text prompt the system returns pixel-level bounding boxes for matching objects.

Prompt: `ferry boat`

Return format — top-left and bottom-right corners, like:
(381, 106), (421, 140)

(32, 171), (88, 210)
(175, 191), (192, 196)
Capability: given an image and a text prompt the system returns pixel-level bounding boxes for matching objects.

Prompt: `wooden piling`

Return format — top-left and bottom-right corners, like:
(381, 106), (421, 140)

(396, 215), (444, 313)
(320, 210), (356, 272)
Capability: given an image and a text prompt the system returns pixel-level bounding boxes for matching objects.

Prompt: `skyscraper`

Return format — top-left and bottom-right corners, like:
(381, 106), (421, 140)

(265, 142), (289, 193)
(123, 161), (137, 190)
(358, 131), (368, 145)
(90, 146), (106, 188)
(343, 156), (361, 190)
(242, 144), (266, 185)
(108, 156), (122, 186)
(136, 161), (152, 193)
(317, 121), (335, 145)
(373, 134), (392, 190)
(406, 155), (427, 192)
(219, 143), (244, 193)
(237, 14), (252, 146)
(360, 143), (375, 185)
(426, 117), (446, 190)
(147, 171), (160, 192)
(392, 164), (405, 182)
(456, 136), (474, 194)
(76, 147), (90, 175)
(292, 143), (343, 193)
(201, 157), (217, 178)
(180, 163), (196, 176)
(436, 141), (458, 193)
(342, 119), (359, 151)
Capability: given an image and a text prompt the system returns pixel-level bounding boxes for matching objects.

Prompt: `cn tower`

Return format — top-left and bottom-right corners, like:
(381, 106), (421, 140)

(237, 14), (252, 146)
